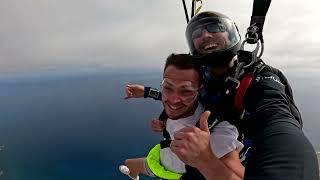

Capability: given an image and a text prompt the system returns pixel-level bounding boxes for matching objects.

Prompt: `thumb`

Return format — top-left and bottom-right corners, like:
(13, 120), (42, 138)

(199, 111), (211, 132)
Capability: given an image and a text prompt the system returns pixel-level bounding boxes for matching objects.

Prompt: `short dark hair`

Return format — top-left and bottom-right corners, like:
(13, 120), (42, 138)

(164, 53), (198, 72)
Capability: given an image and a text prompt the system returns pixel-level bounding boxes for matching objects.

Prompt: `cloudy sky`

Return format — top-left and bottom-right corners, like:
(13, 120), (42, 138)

(0, 0), (319, 73)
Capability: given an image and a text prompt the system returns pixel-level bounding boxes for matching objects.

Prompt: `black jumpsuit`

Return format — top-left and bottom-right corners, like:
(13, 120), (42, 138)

(242, 70), (319, 180)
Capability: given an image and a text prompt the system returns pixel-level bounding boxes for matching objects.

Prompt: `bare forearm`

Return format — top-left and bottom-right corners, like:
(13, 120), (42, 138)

(196, 151), (243, 180)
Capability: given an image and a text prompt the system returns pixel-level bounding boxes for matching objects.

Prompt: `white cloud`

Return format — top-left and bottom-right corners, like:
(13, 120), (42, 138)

(0, 0), (319, 73)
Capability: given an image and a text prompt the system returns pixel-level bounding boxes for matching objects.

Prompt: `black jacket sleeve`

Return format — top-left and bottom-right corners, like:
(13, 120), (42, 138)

(243, 71), (319, 180)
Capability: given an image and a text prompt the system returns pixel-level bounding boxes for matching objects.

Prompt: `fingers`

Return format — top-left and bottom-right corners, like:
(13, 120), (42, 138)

(151, 119), (165, 132)
(170, 138), (187, 152)
(124, 84), (134, 99)
(170, 136), (191, 164)
(170, 114), (213, 167)
(124, 84), (145, 99)
(173, 130), (193, 140)
(174, 126), (197, 133)
(151, 119), (164, 126)
(199, 111), (211, 132)
(151, 126), (163, 132)
(170, 140), (187, 155)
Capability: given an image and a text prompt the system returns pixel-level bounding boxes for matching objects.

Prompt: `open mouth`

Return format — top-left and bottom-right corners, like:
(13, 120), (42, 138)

(204, 43), (219, 51)
(167, 104), (183, 111)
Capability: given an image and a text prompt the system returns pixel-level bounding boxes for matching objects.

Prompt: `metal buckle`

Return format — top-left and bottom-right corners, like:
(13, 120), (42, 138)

(225, 76), (240, 89)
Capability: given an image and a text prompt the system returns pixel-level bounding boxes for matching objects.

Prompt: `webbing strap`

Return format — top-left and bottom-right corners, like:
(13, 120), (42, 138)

(182, 0), (203, 23)
(160, 139), (172, 149)
(249, 0), (272, 43)
(182, 0), (189, 23)
(252, 0), (271, 17)
(234, 73), (254, 111)
(158, 110), (171, 140)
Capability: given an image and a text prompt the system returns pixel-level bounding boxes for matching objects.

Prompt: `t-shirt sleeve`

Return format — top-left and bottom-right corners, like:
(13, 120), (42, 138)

(210, 121), (244, 158)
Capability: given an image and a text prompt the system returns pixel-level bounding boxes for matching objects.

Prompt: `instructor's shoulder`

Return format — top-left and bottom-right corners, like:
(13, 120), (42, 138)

(252, 69), (285, 91)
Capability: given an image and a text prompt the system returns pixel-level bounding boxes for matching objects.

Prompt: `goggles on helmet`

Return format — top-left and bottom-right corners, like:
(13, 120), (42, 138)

(191, 23), (227, 40)
(161, 78), (199, 104)
(186, 16), (241, 56)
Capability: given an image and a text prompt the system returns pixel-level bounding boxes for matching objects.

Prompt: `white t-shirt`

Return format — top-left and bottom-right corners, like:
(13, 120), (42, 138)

(160, 103), (244, 174)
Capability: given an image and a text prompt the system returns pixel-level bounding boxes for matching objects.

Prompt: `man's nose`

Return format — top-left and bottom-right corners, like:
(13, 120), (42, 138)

(168, 92), (182, 104)
(201, 29), (213, 39)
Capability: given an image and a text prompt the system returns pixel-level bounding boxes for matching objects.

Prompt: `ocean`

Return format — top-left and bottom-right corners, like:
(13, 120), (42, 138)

(0, 68), (319, 179)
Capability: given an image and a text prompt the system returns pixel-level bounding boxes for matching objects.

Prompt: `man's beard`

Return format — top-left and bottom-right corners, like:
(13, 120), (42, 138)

(196, 52), (234, 68)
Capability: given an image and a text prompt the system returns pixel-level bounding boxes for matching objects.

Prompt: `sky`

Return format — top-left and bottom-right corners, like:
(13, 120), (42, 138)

(0, 0), (319, 74)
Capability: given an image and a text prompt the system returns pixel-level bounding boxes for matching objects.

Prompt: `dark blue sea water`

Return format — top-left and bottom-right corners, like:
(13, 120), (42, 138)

(0, 68), (319, 180)
(0, 70), (165, 180)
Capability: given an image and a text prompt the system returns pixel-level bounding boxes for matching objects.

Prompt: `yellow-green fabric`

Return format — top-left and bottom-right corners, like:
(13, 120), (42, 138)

(146, 144), (182, 180)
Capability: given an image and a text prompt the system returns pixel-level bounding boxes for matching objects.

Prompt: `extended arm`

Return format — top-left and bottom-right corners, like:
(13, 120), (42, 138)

(124, 84), (162, 100)
(243, 71), (319, 179)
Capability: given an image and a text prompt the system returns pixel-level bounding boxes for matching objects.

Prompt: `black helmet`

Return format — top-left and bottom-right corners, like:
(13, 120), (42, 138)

(186, 11), (241, 67)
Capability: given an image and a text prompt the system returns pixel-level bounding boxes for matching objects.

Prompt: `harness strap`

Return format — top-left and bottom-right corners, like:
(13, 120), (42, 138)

(230, 62), (264, 164)
(232, 60), (266, 113)
(158, 110), (171, 140)
(160, 139), (172, 149)
(234, 73), (254, 112)
(194, 111), (220, 133)
(248, 0), (272, 44)
(252, 0), (271, 16)
(181, 0), (189, 23)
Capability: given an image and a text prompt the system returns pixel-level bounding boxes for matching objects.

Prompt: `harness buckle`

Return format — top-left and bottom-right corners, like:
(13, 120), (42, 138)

(225, 76), (240, 94)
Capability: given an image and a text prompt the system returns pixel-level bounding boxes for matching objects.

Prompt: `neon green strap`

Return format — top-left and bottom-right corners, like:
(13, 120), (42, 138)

(146, 144), (182, 180)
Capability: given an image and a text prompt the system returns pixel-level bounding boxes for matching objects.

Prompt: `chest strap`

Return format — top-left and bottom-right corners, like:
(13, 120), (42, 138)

(234, 73), (254, 112)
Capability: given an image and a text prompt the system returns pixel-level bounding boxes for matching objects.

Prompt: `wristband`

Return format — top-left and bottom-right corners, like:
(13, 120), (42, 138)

(144, 87), (151, 98)
(144, 87), (160, 99)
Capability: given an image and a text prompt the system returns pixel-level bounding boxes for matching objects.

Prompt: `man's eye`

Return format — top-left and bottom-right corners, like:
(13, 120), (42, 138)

(163, 86), (173, 93)
(180, 90), (194, 97)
